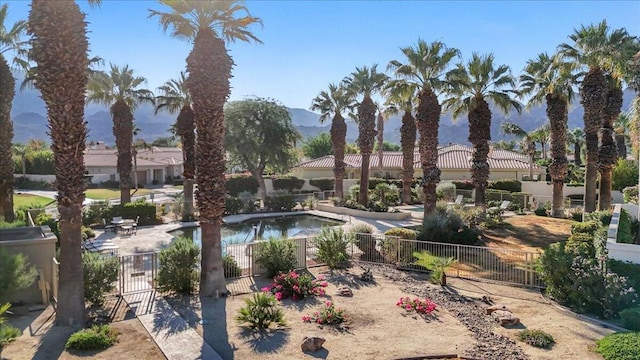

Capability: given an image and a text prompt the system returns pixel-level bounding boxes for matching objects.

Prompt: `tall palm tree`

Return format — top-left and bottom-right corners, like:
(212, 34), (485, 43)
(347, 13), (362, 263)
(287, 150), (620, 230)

(559, 20), (637, 211)
(27, 0), (99, 327)
(614, 114), (630, 159)
(520, 52), (578, 217)
(500, 122), (536, 178)
(150, 0), (261, 297)
(87, 64), (153, 205)
(530, 123), (551, 160)
(443, 53), (522, 207)
(310, 83), (354, 199)
(155, 71), (195, 220)
(0, 4), (26, 222)
(343, 65), (388, 206)
(567, 128), (585, 166)
(376, 109), (386, 172)
(384, 80), (418, 204)
(388, 40), (460, 214)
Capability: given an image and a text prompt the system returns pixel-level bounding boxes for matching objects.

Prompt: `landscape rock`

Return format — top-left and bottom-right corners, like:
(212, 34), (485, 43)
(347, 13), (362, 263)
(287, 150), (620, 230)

(360, 268), (374, 282)
(491, 310), (520, 326)
(336, 286), (353, 297)
(486, 304), (509, 315)
(301, 336), (325, 352)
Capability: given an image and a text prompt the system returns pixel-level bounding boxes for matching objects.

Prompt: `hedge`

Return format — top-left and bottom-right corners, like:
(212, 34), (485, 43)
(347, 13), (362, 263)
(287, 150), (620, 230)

(309, 178), (335, 191)
(226, 175), (259, 196)
(272, 176), (305, 192)
(488, 179), (522, 193)
(366, 178), (403, 190)
(452, 180), (474, 190)
(108, 202), (160, 226)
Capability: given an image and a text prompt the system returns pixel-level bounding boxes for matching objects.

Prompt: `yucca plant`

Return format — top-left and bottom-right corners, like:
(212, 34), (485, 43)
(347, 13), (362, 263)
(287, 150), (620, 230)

(0, 303), (20, 354)
(236, 292), (286, 330)
(313, 227), (350, 269)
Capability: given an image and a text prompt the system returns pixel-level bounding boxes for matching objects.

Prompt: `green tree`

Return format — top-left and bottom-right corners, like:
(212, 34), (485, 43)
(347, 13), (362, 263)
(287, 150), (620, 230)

(373, 141), (400, 151)
(444, 53), (522, 207)
(225, 98), (301, 199)
(612, 159), (639, 191)
(150, 136), (178, 147)
(0, 251), (37, 302)
(302, 133), (333, 159)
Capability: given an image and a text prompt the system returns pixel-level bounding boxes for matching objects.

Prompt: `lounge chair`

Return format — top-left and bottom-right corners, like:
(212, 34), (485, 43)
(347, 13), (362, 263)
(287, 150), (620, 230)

(489, 200), (511, 212)
(447, 195), (464, 206)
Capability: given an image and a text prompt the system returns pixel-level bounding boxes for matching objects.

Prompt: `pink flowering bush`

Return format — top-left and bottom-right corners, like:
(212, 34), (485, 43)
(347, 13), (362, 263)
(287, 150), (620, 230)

(302, 301), (346, 325)
(396, 296), (437, 315)
(261, 271), (328, 301)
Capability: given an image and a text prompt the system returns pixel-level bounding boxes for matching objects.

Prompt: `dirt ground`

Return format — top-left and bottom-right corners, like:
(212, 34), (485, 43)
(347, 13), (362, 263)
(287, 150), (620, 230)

(483, 214), (574, 251)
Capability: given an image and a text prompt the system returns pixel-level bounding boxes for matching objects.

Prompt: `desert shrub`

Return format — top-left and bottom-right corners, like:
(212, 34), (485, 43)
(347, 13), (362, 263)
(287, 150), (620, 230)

(583, 210), (613, 226)
(156, 236), (200, 294)
(566, 232), (596, 257)
(65, 325), (118, 351)
(385, 228), (417, 240)
(0, 220), (26, 229)
(272, 176), (305, 192)
(313, 227), (349, 269)
(225, 175), (259, 197)
(596, 332), (640, 360)
(13, 177), (55, 190)
(83, 252), (119, 305)
(368, 200), (389, 212)
(235, 292), (286, 330)
(0, 303), (21, 352)
(370, 182), (399, 206)
(83, 202), (110, 226)
(255, 238), (297, 277)
(382, 228), (418, 265)
(571, 221), (601, 235)
(264, 192), (296, 212)
(224, 197), (244, 215)
(0, 251), (37, 302)
(82, 227), (96, 241)
(417, 210), (478, 246)
(612, 159), (638, 191)
(309, 178), (334, 191)
(343, 199), (368, 211)
(534, 207), (548, 216)
(568, 207), (584, 222)
(608, 260), (640, 294)
(396, 296), (437, 315)
(348, 224), (378, 257)
(451, 180), (473, 190)
(223, 255), (242, 278)
(518, 329), (555, 349)
(303, 300), (346, 325)
(263, 271), (327, 301)
(617, 209), (635, 244)
(619, 308), (640, 331)
(488, 179), (522, 193)
(346, 184), (360, 202)
(98, 180), (119, 189)
(436, 182), (456, 202)
(367, 178), (403, 190)
(622, 185), (638, 204)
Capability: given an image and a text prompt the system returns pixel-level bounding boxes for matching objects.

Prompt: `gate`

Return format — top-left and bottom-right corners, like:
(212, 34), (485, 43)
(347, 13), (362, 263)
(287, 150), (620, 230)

(119, 252), (158, 294)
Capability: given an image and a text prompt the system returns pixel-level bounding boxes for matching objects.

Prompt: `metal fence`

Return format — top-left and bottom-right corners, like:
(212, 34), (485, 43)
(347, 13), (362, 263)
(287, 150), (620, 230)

(119, 252), (158, 294)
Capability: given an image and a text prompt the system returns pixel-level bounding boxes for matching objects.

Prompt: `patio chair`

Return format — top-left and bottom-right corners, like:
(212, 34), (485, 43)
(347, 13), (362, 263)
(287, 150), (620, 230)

(131, 216), (139, 234)
(489, 200), (511, 212)
(447, 195), (464, 206)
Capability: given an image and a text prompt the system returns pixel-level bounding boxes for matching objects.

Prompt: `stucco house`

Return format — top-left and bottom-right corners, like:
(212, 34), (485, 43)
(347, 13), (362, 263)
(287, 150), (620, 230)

(292, 143), (545, 181)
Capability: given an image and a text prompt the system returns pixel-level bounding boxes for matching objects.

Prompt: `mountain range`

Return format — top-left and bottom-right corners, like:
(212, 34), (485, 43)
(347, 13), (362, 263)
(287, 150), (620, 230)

(9, 81), (635, 147)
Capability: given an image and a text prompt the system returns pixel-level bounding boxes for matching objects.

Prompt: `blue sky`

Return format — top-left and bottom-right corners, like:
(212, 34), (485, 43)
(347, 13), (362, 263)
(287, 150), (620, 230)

(4, 0), (640, 110)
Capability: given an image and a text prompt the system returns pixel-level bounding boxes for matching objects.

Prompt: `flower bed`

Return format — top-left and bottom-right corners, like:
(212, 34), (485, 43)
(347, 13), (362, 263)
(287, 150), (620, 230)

(262, 271), (328, 301)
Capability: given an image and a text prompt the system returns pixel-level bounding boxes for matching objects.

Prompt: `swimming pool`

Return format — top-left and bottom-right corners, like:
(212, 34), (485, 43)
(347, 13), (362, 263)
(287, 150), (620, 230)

(169, 214), (344, 246)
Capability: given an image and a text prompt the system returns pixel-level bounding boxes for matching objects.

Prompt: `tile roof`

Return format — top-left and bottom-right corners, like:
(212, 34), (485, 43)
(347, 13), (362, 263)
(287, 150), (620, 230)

(84, 147), (183, 167)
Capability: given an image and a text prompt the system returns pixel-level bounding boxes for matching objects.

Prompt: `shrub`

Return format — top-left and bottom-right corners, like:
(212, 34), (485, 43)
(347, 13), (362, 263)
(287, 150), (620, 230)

(568, 207), (584, 222)
(65, 325), (118, 351)
(385, 228), (416, 240)
(622, 185), (638, 204)
(156, 236), (200, 294)
(488, 179), (522, 193)
(223, 255), (242, 278)
(0, 303), (21, 353)
(302, 300), (346, 325)
(272, 176), (305, 192)
(82, 226), (96, 241)
(571, 221), (601, 235)
(583, 210), (612, 226)
(83, 252), (119, 306)
(612, 159), (638, 191)
(619, 308), (640, 331)
(367, 178), (403, 190)
(255, 238), (298, 277)
(99, 180), (120, 189)
(413, 251), (456, 286)
(13, 177), (55, 190)
(224, 197), (244, 215)
(596, 332), (640, 360)
(83, 202), (110, 226)
(382, 228), (418, 265)
(608, 260), (640, 294)
(451, 180), (473, 190)
(264, 192), (296, 212)
(534, 207), (548, 216)
(0, 220), (26, 229)
(262, 271), (327, 301)
(370, 182), (399, 206)
(226, 175), (259, 197)
(309, 178), (334, 191)
(518, 329), (555, 349)
(313, 227), (349, 269)
(395, 296), (437, 315)
(617, 209), (635, 244)
(108, 202), (159, 226)
(436, 182), (456, 202)
(349, 224), (378, 258)
(236, 292), (286, 330)
(0, 251), (37, 302)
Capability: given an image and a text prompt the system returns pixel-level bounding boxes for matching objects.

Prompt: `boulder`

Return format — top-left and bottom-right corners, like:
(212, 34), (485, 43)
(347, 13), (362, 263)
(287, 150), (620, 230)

(301, 336), (325, 352)
(486, 304), (510, 315)
(491, 310), (520, 326)
(336, 286), (353, 297)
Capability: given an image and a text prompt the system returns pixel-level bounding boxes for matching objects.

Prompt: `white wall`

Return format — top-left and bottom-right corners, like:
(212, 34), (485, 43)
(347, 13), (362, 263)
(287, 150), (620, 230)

(14, 174), (56, 183)
(607, 204), (640, 264)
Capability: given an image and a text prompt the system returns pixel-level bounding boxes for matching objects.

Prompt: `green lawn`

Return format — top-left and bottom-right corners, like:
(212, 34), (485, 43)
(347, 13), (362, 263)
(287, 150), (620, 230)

(13, 194), (55, 209)
(85, 188), (153, 200)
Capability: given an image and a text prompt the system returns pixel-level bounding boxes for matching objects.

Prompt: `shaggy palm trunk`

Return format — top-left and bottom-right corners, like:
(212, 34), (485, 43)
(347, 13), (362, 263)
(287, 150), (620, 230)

(330, 114), (347, 199)
(400, 111), (416, 204)
(0, 55), (15, 222)
(416, 87), (441, 215)
(574, 142), (582, 166)
(468, 98), (492, 207)
(28, 0), (89, 326)
(112, 100), (133, 204)
(581, 68), (607, 212)
(598, 85), (622, 210)
(186, 28), (230, 296)
(177, 105), (195, 220)
(377, 111), (384, 171)
(615, 134), (627, 159)
(546, 94), (569, 218)
(356, 97), (376, 206)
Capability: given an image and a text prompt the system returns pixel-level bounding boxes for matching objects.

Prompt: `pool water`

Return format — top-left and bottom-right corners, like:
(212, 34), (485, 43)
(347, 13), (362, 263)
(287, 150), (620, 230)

(170, 214), (344, 246)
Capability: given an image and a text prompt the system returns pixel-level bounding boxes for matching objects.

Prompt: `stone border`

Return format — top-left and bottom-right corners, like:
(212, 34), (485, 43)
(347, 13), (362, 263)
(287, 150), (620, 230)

(316, 203), (411, 220)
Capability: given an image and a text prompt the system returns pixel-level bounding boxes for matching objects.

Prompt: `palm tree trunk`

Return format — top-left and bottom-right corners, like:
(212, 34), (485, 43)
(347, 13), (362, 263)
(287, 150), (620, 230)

(546, 94), (568, 218)
(359, 153), (371, 206)
(467, 98), (491, 207)
(177, 105), (195, 220)
(357, 97), (376, 206)
(183, 178), (194, 220)
(186, 28), (231, 296)
(615, 135), (627, 159)
(416, 87), (441, 215)
(331, 114), (347, 199)
(28, 0), (89, 326)
(377, 111), (384, 171)
(0, 54), (15, 222)
(400, 111), (416, 204)
(574, 142), (582, 166)
(598, 85), (622, 210)
(581, 68), (607, 212)
(112, 100), (133, 205)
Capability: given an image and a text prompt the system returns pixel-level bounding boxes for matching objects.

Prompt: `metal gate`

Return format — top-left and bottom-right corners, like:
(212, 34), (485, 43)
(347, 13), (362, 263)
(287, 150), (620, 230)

(119, 252), (158, 294)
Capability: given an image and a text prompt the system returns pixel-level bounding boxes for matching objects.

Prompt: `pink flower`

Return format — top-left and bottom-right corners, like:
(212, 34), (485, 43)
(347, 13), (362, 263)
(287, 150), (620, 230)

(325, 301), (332, 307)
(321, 281), (328, 287)
(261, 286), (271, 292)
(292, 294), (299, 301)
(316, 318), (322, 324)
(302, 315), (311, 322)
(317, 275), (325, 280)
(405, 305), (412, 310)
(293, 285), (300, 292)
(275, 292), (282, 301)
(290, 272), (299, 278)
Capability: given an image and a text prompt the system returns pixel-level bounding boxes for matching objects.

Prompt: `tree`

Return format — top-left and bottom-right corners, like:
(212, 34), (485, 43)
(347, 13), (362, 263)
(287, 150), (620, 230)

(520, 52), (578, 217)
(388, 40), (460, 214)
(0, 4), (26, 222)
(132, 138), (152, 188)
(27, 0), (98, 326)
(150, 136), (178, 147)
(343, 65), (388, 206)
(559, 20), (637, 211)
(225, 98), (300, 199)
(155, 71), (195, 220)
(302, 133), (333, 159)
(529, 123), (551, 160)
(614, 114), (630, 159)
(310, 83), (354, 199)
(374, 141), (401, 151)
(150, 0), (262, 297)
(501, 122), (536, 178)
(443, 53), (522, 207)
(87, 64), (153, 205)
(567, 128), (585, 166)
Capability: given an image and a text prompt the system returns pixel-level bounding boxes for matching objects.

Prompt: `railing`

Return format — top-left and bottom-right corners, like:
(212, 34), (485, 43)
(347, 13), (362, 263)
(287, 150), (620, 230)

(119, 252), (158, 294)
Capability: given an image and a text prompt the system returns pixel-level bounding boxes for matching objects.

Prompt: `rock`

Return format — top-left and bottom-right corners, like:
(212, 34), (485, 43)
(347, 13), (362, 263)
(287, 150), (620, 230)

(336, 286), (353, 297)
(491, 310), (520, 326)
(301, 336), (325, 352)
(486, 304), (509, 315)
(360, 268), (374, 282)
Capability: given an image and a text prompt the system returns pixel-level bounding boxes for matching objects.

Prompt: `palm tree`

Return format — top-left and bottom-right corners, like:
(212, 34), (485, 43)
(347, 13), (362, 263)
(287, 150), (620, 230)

(376, 109), (387, 172)
(310, 83), (354, 199)
(343, 65), (388, 206)
(567, 128), (585, 166)
(443, 53), (522, 207)
(87, 64), (153, 205)
(132, 138), (153, 189)
(614, 114), (630, 159)
(559, 20), (637, 211)
(384, 80), (418, 204)
(388, 40), (460, 214)
(150, 0), (261, 297)
(0, 4), (26, 222)
(500, 122), (536, 178)
(529, 124), (551, 160)
(155, 71), (195, 220)
(27, 0), (100, 327)
(520, 52), (578, 217)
